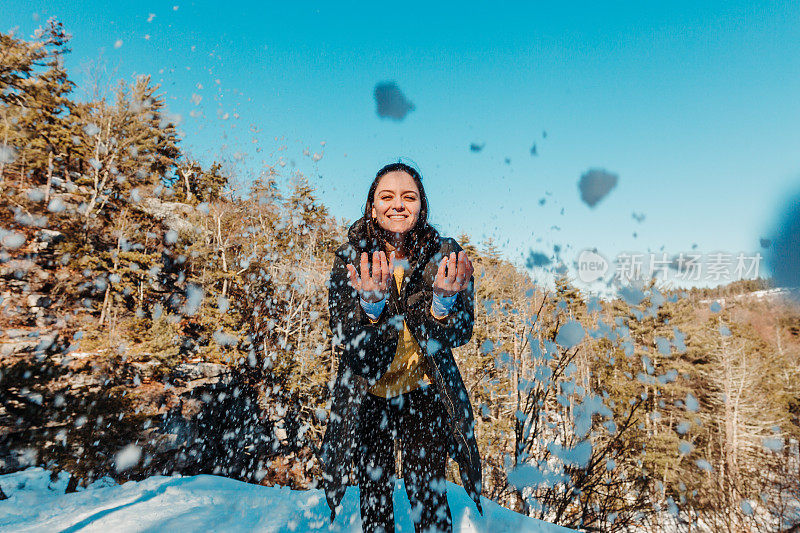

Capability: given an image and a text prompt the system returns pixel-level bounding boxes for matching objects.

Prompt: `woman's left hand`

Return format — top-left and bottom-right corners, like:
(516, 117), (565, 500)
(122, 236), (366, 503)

(433, 251), (474, 298)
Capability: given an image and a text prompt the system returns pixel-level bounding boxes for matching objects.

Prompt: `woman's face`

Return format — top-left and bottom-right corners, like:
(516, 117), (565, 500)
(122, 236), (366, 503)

(371, 170), (421, 236)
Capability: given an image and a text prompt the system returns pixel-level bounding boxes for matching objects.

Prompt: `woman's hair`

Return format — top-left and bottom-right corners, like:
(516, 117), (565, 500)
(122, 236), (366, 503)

(363, 162), (432, 261)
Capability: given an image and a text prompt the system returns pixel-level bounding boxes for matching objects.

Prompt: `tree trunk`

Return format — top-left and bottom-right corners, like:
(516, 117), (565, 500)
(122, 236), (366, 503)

(44, 152), (53, 204)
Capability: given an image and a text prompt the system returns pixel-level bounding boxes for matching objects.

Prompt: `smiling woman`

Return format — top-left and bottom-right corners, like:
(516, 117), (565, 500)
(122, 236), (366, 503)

(371, 170), (422, 239)
(317, 161), (482, 533)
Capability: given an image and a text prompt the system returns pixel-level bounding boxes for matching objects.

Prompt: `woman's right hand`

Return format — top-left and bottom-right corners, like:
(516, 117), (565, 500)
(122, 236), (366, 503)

(347, 251), (396, 303)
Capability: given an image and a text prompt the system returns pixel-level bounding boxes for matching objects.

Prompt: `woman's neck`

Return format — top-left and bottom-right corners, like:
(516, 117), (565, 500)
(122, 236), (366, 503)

(383, 235), (408, 259)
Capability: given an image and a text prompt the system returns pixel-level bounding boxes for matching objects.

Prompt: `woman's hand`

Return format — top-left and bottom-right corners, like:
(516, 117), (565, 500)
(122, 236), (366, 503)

(346, 251), (396, 303)
(434, 251), (474, 298)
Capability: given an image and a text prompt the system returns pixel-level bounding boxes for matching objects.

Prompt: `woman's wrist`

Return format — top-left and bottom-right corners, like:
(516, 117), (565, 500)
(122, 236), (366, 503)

(360, 294), (387, 320)
(431, 291), (457, 319)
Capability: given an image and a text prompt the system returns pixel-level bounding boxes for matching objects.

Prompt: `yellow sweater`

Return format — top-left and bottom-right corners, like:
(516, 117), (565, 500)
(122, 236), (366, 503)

(368, 266), (432, 398)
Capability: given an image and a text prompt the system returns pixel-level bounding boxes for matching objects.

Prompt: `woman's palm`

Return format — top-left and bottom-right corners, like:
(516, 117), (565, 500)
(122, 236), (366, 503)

(433, 251), (474, 297)
(347, 251), (396, 303)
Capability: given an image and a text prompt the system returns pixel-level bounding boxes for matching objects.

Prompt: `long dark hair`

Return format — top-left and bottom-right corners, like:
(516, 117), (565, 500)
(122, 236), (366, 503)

(363, 162), (434, 263)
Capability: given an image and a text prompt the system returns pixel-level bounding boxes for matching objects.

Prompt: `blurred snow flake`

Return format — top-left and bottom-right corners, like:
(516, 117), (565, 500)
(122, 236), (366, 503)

(672, 326), (687, 352)
(16, 447), (38, 467)
(26, 188), (46, 202)
(695, 459), (713, 472)
(549, 439), (592, 468)
(212, 330), (238, 347)
(762, 437), (783, 452)
(678, 440), (694, 455)
(83, 123), (100, 136)
(740, 499), (754, 516)
(657, 369), (679, 385)
(374, 81), (415, 120)
(425, 339), (442, 354)
(676, 420), (691, 434)
(114, 39), (123, 49)
(573, 394), (612, 438)
(655, 336), (671, 355)
(147, 13), (156, 22)
(525, 250), (551, 268)
(709, 301), (722, 313)
(1, 230), (26, 250)
(766, 190), (800, 293)
(618, 285), (645, 306)
(114, 444), (141, 472)
(469, 142), (485, 153)
(181, 284), (204, 316)
(165, 229), (178, 244)
(555, 320), (585, 349)
(191, 93), (202, 105)
(507, 464), (546, 490)
(578, 168), (618, 207)
(47, 197), (66, 213)
(667, 497), (679, 517)
(0, 144), (18, 164)
(684, 393), (699, 412)
(161, 112), (183, 127)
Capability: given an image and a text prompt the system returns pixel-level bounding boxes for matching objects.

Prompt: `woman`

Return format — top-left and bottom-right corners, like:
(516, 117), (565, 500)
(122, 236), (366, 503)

(317, 162), (483, 533)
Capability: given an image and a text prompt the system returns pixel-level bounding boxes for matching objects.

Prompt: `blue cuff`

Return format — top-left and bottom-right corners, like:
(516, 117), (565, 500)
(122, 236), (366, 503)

(431, 291), (457, 318)
(360, 295), (387, 320)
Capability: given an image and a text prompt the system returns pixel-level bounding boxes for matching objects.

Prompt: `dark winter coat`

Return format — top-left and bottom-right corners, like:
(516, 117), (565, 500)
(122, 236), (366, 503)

(316, 218), (483, 521)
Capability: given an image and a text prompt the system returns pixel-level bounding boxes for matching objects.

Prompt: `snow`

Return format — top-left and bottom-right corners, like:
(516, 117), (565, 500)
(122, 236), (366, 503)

(0, 143), (18, 164)
(0, 230), (26, 250)
(684, 393), (699, 413)
(572, 394), (612, 439)
(114, 445), (142, 472)
(548, 440), (592, 468)
(554, 321), (584, 349)
(763, 437), (784, 452)
(0, 468), (574, 532)
(577, 169), (618, 208)
(181, 284), (204, 316)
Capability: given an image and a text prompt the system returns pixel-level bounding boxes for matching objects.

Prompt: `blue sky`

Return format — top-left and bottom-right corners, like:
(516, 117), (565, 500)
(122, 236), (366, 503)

(3, 1), (799, 292)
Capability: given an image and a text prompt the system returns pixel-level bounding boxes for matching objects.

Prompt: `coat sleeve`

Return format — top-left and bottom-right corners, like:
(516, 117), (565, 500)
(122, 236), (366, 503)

(328, 251), (397, 383)
(408, 238), (475, 349)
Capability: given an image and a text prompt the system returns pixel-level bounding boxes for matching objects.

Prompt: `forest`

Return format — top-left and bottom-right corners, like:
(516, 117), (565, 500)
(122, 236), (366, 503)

(1, 21), (799, 532)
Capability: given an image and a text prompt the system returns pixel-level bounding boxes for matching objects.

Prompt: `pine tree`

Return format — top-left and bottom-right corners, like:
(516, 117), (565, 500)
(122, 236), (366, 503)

(0, 19), (76, 182)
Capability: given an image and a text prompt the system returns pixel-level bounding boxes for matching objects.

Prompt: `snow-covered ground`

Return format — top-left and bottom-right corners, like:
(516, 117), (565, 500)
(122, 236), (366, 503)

(0, 468), (573, 532)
